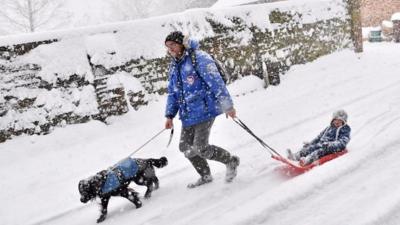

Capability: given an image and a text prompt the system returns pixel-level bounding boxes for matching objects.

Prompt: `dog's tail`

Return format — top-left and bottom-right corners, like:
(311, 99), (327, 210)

(149, 157), (168, 168)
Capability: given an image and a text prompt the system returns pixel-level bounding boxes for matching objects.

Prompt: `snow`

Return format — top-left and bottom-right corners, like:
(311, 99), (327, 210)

(1, 42), (400, 225)
(0, 0), (217, 36)
(19, 37), (94, 83)
(85, 33), (123, 69)
(64, 0), (112, 27)
(228, 75), (266, 96)
(0, 84), (98, 130)
(391, 12), (400, 21)
(0, 0), (350, 133)
(382, 20), (393, 28)
(0, 0), (347, 60)
(362, 27), (381, 39)
(211, 0), (260, 8)
(0, 35), (98, 131)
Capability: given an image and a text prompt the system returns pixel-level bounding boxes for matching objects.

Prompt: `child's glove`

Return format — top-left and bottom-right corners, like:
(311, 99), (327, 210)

(303, 142), (311, 148)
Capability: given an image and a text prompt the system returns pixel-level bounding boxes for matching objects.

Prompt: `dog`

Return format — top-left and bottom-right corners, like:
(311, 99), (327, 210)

(78, 156), (168, 223)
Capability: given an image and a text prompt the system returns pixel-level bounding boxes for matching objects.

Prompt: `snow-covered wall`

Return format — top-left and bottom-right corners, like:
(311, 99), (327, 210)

(0, 0), (355, 142)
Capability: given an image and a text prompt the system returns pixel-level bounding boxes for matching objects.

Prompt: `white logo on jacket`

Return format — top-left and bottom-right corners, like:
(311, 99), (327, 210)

(187, 75), (195, 85)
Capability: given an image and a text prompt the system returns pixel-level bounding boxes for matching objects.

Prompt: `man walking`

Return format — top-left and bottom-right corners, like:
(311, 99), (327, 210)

(164, 31), (240, 188)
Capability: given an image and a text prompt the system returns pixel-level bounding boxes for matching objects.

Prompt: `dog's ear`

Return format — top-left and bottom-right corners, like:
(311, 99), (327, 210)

(78, 180), (84, 192)
(79, 179), (88, 193)
(79, 175), (102, 203)
(79, 179), (92, 203)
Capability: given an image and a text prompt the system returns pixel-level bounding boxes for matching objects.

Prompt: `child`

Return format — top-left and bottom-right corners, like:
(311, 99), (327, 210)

(287, 110), (351, 165)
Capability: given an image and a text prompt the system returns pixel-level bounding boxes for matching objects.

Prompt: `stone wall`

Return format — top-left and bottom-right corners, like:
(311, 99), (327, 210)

(0, 0), (357, 143)
(361, 0), (400, 26)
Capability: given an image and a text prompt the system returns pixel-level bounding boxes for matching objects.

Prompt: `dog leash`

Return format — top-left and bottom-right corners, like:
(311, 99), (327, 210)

(128, 128), (174, 157)
(232, 117), (282, 157)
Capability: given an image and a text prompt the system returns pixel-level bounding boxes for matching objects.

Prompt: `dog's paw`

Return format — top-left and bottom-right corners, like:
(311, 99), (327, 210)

(97, 214), (107, 223)
(144, 192), (152, 199)
(134, 199), (142, 208)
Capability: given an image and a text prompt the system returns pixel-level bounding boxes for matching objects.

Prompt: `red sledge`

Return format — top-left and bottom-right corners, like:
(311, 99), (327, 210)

(232, 118), (349, 176)
(272, 149), (348, 176)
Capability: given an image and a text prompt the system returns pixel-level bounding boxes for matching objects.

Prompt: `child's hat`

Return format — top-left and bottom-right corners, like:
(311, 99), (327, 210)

(332, 110), (348, 123)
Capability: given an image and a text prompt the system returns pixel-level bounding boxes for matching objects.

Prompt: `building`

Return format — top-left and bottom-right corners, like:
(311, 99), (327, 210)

(361, 0), (400, 26)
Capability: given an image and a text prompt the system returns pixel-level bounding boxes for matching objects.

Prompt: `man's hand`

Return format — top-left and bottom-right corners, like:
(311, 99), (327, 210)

(225, 108), (236, 119)
(165, 118), (174, 129)
(184, 149), (198, 158)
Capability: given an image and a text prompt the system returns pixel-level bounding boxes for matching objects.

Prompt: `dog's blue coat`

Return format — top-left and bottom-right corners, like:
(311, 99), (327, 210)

(101, 157), (138, 194)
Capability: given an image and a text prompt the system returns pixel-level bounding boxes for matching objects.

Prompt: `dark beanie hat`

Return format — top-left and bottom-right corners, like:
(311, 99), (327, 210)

(165, 31), (184, 44)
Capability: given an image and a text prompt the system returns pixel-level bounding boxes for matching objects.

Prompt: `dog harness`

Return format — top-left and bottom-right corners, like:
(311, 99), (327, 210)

(101, 157), (139, 194)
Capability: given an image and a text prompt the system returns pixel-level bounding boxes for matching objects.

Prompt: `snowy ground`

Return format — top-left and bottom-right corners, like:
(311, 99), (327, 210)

(1, 42), (400, 225)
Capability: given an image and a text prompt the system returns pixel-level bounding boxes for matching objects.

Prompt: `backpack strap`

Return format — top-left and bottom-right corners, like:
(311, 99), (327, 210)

(190, 50), (199, 75)
(191, 50), (229, 84)
(190, 50), (207, 86)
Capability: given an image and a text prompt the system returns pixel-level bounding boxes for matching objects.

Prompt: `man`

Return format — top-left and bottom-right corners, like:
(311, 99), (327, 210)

(164, 31), (240, 188)
(287, 110), (351, 165)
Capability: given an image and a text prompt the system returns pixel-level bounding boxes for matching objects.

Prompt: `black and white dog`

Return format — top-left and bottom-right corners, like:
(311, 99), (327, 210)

(78, 156), (168, 223)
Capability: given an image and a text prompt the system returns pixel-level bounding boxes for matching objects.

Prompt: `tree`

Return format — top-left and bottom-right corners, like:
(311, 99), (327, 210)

(0, 0), (70, 34)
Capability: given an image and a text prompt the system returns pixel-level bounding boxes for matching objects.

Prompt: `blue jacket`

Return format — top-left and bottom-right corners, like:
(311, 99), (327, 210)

(101, 157), (138, 194)
(165, 39), (233, 127)
(311, 124), (351, 151)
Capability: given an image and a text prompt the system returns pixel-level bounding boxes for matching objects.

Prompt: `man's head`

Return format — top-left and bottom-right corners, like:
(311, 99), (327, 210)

(165, 31), (185, 59)
(331, 109), (348, 127)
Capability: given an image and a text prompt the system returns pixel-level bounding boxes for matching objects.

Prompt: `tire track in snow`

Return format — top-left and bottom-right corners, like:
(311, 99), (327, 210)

(351, 110), (390, 138)
(364, 201), (400, 225)
(263, 80), (400, 140)
(228, 139), (400, 225)
(352, 113), (400, 150)
(131, 159), (285, 225)
(157, 78), (400, 225)
(29, 205), (87, 225)
(26, 49), (400, 225)
(256, 140), (400, 225)
(227, 79), (400, 157)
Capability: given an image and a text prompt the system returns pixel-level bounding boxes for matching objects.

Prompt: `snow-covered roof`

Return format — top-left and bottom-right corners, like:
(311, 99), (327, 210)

(391, 12), (400, 21)
(370, 26), (381, 31)
(382, 20), (393, 28)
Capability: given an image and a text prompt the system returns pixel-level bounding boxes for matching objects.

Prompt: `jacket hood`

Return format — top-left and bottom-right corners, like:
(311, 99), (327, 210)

(183, 37), (199, 51)
(169, 37), (199, 63)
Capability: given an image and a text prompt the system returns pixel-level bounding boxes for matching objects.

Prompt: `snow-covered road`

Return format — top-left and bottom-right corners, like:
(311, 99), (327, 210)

(1, 42), (399, 225)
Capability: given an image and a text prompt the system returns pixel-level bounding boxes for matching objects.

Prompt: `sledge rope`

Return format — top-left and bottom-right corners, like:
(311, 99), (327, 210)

(233, 117), (282, 157)
(128, 128), (174, 157)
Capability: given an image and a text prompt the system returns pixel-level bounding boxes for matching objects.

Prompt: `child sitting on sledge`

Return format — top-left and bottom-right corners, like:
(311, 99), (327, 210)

(287, 110), (351, 165)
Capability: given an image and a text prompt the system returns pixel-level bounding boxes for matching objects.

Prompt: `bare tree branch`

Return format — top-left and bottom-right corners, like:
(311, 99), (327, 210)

(0, 0), (70, 34)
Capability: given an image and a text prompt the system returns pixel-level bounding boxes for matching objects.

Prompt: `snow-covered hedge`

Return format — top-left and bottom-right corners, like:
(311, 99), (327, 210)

(0, 0), (355, 142)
